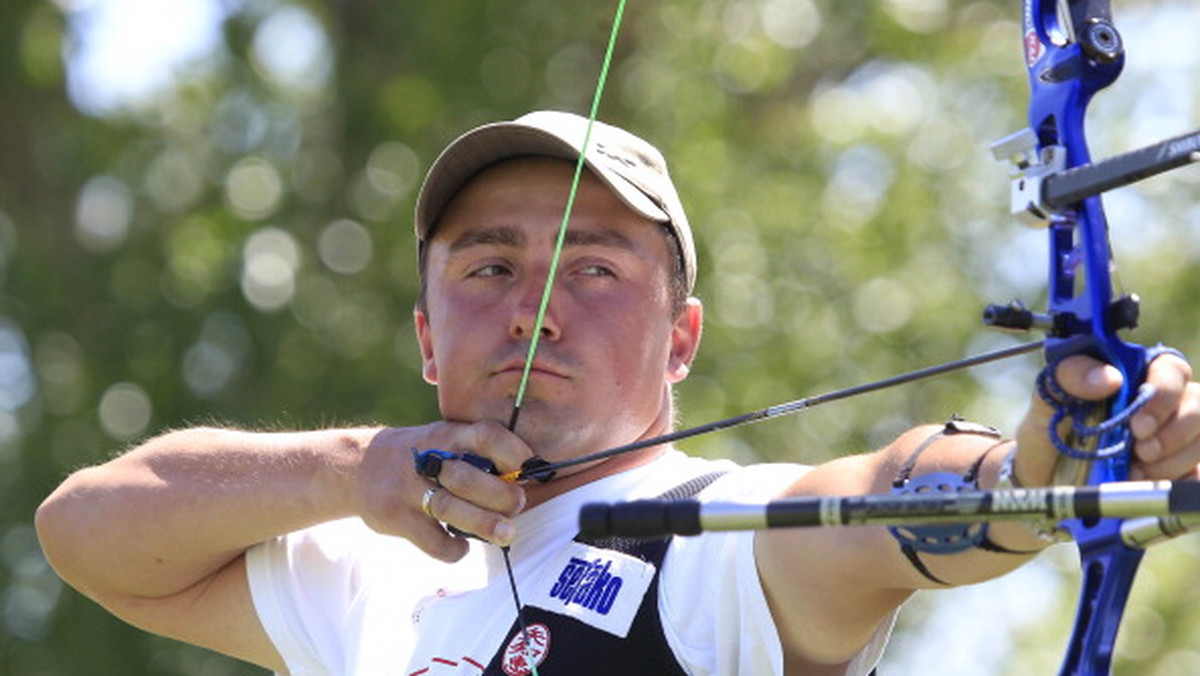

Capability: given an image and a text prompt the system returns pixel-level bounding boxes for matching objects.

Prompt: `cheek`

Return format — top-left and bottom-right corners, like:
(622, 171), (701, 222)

(429, 313), (474, 361)
(605, 318), (674, 382)
(423, 306), (479, 371)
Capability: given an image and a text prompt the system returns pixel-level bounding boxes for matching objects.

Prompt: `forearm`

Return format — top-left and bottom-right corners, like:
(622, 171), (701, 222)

(758, 424), (1049, 664)
(783, 425), (1048, 592)
(878, 425), (1056, 590)
(36, 426), (371, 601)
(868, 423), (1050, 586)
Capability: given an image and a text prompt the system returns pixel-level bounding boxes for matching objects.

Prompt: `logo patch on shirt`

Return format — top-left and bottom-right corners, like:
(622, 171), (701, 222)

(501, 623), (550, 676)
(527, 541), (656, 638)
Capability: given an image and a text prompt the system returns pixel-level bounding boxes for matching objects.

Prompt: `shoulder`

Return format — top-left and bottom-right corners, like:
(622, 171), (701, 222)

(701, 461), (812, 500)
(639, 449), (810, 497)
(655, 460), (809, 675)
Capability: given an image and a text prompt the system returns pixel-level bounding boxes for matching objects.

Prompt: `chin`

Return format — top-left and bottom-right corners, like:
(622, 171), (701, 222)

(519, 427), (602, 463)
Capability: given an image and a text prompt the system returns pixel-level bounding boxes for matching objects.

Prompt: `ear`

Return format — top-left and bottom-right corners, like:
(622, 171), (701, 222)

(414, 308), (438, 385)
(666, 298), (703, 384)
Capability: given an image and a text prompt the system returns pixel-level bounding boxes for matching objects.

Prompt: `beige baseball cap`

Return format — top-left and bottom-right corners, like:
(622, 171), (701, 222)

(414, 110), (696, 293)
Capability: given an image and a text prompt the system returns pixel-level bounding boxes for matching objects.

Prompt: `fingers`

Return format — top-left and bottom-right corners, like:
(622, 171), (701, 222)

(1018, 353), (1200, 485)
(356, 420), (533, 561)
(1047, 353), (1200, 481)
(431, 455), (526, 515)
(388, 471), (522, 561)
(1130, 355), (1192, 460)
(452, 419), (538, 476)
(419, 479), (519, 546)
(357, 470), (472, 563)
(1132, 435), (1200, 481)
(409, 509), (471, 563)
(1130, 355), (1200, 477)
(418, 443), (526, 542)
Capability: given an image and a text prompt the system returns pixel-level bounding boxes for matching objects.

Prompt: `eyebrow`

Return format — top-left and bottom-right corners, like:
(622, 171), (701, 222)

(447, 225), (524, 253)
(446, 224), (639, 254)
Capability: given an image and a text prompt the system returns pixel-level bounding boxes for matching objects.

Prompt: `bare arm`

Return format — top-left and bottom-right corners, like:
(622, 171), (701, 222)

(756, 353), (1200, 670)
(754, 425), (1036, 670)
(35, 423), (530, 672)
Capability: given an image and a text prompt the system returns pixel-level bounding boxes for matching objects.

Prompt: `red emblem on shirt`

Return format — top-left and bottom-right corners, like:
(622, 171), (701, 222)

(501, 623), (550, 676)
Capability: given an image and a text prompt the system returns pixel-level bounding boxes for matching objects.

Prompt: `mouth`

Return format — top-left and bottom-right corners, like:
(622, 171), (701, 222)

(494, 358), (570, 381)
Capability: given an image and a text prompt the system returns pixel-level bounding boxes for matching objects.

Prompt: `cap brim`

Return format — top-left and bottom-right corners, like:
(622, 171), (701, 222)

(415, 122), (670, 240)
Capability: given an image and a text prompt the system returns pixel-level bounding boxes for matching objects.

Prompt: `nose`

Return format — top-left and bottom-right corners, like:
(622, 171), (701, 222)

(509, 273), (561, 342)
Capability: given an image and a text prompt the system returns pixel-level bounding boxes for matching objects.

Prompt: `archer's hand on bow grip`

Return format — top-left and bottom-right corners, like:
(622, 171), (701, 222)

(1014, 352), (1200, 485)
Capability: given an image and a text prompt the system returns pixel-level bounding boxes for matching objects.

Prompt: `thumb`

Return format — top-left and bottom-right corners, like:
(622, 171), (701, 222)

(1052, 355), (1125, 403)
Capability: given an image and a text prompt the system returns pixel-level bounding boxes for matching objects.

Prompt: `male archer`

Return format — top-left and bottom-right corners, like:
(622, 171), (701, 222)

(37, 111), (1200, 675)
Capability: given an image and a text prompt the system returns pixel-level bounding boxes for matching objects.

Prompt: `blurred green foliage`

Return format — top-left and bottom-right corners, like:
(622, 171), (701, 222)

(3, 0), (1200, 674)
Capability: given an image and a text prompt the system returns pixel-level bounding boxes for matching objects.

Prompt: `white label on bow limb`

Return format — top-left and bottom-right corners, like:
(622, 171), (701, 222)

(527, 541), (656, 638)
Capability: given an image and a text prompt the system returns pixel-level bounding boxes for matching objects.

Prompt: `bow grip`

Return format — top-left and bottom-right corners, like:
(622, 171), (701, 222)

(1044, 331), (1148, 488)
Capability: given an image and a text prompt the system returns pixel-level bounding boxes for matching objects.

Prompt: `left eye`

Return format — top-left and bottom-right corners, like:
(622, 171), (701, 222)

(579, 264), (615, 277)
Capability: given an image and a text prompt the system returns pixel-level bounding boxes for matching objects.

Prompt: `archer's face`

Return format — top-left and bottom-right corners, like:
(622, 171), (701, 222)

(415, 157), (700, 462)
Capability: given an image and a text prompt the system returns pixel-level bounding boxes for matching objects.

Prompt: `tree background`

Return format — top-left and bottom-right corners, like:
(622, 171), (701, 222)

(3, 0), (1200, 673)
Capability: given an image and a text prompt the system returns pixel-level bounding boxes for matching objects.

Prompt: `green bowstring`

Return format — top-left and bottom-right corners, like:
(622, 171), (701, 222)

(502, 4), (626, 676)
(506, 0), (627, 433)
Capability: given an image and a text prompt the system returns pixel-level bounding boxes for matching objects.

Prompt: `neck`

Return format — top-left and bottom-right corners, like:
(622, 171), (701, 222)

(517, 384), (677, 508)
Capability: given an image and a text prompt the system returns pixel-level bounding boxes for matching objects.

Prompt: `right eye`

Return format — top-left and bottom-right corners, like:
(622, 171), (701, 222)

(468, 262), (512, 279)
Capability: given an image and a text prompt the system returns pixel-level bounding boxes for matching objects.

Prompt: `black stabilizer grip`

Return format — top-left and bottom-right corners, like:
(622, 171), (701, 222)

(1169, 481), (1200, 514)
(578, 499), (703, 538)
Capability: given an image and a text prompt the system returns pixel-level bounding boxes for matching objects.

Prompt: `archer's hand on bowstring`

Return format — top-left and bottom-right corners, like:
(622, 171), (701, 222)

(1012, 352), (1200, 488)
(356, 421), (532, 562)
